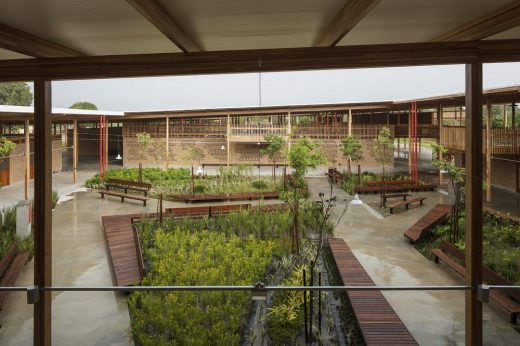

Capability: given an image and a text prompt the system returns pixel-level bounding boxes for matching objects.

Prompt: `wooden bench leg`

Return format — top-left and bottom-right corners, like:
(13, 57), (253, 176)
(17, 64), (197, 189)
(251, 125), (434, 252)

(511, 313), (518, 325)
(143, 200), (147, 206)
(101, 193), (105, 199)
(434, 256), (439, 264)
(390, 208), (394, 214)
(121, 197), (124, 202)
(406, 204), (409, 210)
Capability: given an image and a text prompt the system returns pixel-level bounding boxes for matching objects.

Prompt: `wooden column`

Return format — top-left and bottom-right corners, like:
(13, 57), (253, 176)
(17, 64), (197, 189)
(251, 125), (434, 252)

(348, 108), (352, 136)
(408, 109), (412, 175)
(72, 120), (78, 184)
(227, 114), (230, 166)
(486, 101), (492, 202)
(438, 105), (444, 185)
(33, 80), (52, 346)
(165, 116), (169, 168)
(464, 62), (483, 346)
(105, 119), (109, 170)
(24, 118), (30, 200)
(512, 102), (516, 129)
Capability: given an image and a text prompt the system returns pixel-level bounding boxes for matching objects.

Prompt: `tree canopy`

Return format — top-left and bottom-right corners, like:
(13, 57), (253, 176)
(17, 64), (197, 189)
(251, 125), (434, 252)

(182, 146), (205, 165)
(288, 137), (326, 188)
(69, 101), (98, 110)
(0, 137), (16, 163)
(0, 82), (32, 106)
(260, 134), (285, 178)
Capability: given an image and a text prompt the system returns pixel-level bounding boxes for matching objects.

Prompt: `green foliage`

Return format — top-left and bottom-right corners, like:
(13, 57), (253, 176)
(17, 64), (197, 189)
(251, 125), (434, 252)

(0, 206), (16, 259)
(52, 190), (59, 209)
(419, 210), (520, 285)
(288, 138), (326, 189)
(268, 265), (307, 345)
(0, 82), (32, 106)
(261, 134), (285, 161)
(371, 127), (394, 175)
(129, 228), (276, 345)
(182, 146), (205, 165)
(193, 184), (205, 193)
(340, 136), (363, 162)
(136, 132), (153, 162)
(85, 167), (191, 188)
(0, 137), (16, 162)
(251, 180), (267, 190)
(69, 101), (98, 110)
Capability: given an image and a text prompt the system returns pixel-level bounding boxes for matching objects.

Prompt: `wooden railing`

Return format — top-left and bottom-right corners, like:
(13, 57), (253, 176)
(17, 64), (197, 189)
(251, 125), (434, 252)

(229, 126), (287, 142)
(394, 125), (439, 138)
(292, 124), (393, 139)
(123, 124), (226, 138)
(441, 126), (520, 154)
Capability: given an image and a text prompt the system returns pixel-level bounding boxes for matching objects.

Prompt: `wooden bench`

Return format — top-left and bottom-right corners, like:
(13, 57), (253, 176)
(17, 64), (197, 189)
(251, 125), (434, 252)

(0, 242), (31, 310)
(356, 184), (437, 194)
(432, 240), (520, 324)
(404, 204), (451, 243)
(170, 191), (280, 203)
(98, 190), (150, 206)
(387, 197), (426, 214)
(382, 193), (410, 206)
(367, 179), (416, 186)
(106, 178), (152, 196)
(328, 238), (418, 345)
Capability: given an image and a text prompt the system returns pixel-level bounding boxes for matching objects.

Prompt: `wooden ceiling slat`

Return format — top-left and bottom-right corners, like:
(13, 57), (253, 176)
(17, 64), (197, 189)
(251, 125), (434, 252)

(126, 0), (202, 52)
(432, 2), (520, 41)
(0, 22), (82, 58)
(1, 40), (520, 81)
(314, 0), (381, 47)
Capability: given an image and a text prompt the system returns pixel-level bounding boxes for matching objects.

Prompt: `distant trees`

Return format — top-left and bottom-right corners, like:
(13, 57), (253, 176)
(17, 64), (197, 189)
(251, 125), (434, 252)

(0, 82), (32, 106)
(69, 102), (98, 110)
(371, 127), (394, 181)
(136, 132), (152, 182)
(260, 134), (285, 179)
(0, 137), (16, 164)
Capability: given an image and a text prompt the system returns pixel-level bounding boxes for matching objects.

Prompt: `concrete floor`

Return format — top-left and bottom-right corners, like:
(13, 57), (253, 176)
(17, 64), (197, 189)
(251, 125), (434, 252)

(307, 177), (520, 345)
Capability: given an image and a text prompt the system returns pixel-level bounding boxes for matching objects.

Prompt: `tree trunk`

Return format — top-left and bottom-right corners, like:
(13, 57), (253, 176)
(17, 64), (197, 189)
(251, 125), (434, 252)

(348, 158), (352, 176)
(273, 159), (276, 180)
(138, 162), (143, 183)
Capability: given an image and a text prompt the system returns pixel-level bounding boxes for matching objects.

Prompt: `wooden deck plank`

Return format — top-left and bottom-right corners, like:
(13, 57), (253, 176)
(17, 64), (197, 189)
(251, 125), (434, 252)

(404, 204), (451, 243)
(101, 214), (142, 286)
(329, 238), (418, 346)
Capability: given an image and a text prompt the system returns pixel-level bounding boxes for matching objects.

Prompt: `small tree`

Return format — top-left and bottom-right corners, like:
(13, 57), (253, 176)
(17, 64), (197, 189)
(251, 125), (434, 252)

(182, 146), (206, 194)
(371, 127), (394, 204)
(260, 134), (285, 179)
(340, 136), (363, 176)
(432, 144), (465, 242)
(136, 132), (152, 182)
(286, 138), (326, 254)
(0, 82), (32, 106)
(69, 101), (98, 110)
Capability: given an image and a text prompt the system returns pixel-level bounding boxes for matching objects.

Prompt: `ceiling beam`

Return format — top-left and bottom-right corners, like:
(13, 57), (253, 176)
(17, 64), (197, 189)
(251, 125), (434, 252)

(0, 22), (82, 58)
(126, 0), (202, 52)
(1, 40), (520, 82)
(314, 0), (381, 47)
(432, 2), (520, 41)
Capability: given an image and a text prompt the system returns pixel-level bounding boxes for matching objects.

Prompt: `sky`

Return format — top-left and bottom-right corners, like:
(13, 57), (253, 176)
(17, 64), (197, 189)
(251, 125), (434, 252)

(51, 62), (520, 112)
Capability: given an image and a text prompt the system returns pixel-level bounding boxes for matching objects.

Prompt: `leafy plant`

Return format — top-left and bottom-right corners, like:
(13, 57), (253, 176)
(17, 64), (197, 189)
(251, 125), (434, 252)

(340, 136), (363, 176)
(136, 132), (153, 182)
(251, 180), (267, 190)
(260, 134), (285, 179)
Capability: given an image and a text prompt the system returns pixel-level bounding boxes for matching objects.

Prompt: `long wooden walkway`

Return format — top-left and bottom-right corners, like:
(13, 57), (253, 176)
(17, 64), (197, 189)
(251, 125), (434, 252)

(101, 214), (143, 286)
(329, 238), (417, 345)
(404, 204), (451, 244)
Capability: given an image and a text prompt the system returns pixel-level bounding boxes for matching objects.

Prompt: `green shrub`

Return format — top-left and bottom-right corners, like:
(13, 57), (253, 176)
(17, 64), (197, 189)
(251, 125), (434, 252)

(129, 229), (275, 345)
(251, 180), (268, 190)
(193, 184), (205, 193)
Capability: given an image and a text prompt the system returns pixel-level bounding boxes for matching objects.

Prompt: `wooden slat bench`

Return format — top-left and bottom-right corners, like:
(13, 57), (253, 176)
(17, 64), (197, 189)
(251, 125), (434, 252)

(387, 197), (426, 214)
(432, 240), (520, 324)
(328, 238), (418, 345)
(404, 204), (451, 243)
(170, 191), (280, 203)
(0, 242), (31, 310)
(99, 190), (151, 206)
(356, 184), (437, 194)
(106, 178), (152, 196)
(382, 193), (411, 207)
(367, 179), (416, 186)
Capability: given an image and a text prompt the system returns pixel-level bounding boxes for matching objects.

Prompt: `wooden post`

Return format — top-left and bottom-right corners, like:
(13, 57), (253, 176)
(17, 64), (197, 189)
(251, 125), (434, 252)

(72, 120), (78, 184)
(33, 80), (52, 346)
(24, 118), (30, 200)
(227, 114), (230, 166)
(287, 111), (291, 152)
(464, 62), (483, 346)
(486, 101), (492, 202)
(408, 109), (412, 175)
(105, 119), (109, 171)
(165, 116), (169, 168)
(438, 105), (444, 185)
(512, 102), (516, 129)
(348, 108), (352, 136)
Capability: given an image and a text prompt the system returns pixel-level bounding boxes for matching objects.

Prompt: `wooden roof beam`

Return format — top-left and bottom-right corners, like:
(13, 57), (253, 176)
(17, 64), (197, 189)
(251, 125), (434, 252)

(314, 0), (381, 47)
(432, 2), (520, 41)
(126, 0), (202, 52)
(0, 22), (82, 58)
